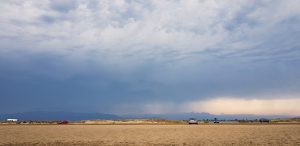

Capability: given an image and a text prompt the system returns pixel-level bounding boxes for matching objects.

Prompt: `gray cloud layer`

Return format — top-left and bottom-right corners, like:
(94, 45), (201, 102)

(0, 0), (300, 114)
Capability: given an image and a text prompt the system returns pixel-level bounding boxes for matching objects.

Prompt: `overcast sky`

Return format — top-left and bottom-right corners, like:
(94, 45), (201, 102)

(0, 0), (300, 115)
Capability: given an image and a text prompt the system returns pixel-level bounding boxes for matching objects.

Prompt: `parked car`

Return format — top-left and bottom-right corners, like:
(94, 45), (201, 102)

(259, 118), (270, 123)
(188, 118), (198, 124)
(214, 118), (220, 123)
(58, 120), (69, 124)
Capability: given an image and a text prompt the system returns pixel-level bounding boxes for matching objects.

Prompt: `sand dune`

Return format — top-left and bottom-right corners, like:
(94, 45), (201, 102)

(1, 125), (299, 145)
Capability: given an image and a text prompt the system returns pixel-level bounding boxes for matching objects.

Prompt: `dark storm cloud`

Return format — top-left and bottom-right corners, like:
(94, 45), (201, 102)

(0, 0), (300, 114)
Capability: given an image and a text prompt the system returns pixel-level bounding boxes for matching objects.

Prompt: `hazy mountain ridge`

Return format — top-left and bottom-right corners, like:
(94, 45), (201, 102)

(0, 111), (121, 121)
(0, 111), (295, 121)
(123, 112), (294, 120)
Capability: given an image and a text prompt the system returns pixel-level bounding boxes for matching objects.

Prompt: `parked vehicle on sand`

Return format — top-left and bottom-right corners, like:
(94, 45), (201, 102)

(188, 118), (198, 124)
(214, 118), (220, 123)
(259, 118), (270, 123)
(58, 120), (69, 124)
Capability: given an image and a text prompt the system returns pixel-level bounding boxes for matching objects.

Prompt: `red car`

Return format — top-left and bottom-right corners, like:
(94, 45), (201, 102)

(58, 120), (69, 124)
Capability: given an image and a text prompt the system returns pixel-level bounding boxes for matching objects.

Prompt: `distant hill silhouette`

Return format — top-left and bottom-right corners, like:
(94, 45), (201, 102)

(0, 111), (293, 121)
(0, 111), (121, 121)
(123, 112), (293, 120)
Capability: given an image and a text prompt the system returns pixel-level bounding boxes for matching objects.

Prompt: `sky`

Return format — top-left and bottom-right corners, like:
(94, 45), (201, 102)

(0, 0), (300, 115)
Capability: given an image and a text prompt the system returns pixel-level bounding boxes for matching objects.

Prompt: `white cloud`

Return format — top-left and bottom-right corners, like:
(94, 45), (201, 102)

(1, 0), (299, 61)
(183, 96), (300, 116)
(1, 0), (300, 81)
(113, 94), (300, 115)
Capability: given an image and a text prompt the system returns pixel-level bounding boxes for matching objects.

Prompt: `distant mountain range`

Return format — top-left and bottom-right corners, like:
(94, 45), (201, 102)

(125, 112), (294, 120)
(0, 111), (121, 121)
(0, 111), (296, 121)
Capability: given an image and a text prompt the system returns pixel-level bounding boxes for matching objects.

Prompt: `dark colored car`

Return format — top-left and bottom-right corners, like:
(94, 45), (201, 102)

(259, 118), (270, 123)
(214, 118), (220, 123)
(58, 120), (69, 124)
